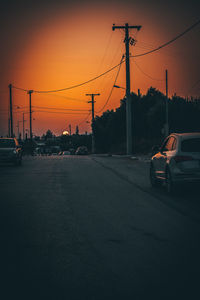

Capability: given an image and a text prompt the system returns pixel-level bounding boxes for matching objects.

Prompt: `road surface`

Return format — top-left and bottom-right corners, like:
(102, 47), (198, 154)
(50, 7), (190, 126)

(1, 155), (200, 300)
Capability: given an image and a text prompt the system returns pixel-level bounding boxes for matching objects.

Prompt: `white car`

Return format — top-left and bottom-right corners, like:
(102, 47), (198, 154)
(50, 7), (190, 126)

(150, 132), (200, 193)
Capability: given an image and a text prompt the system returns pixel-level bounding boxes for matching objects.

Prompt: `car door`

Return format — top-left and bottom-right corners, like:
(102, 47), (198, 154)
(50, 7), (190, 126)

(155, 137), (175, 179)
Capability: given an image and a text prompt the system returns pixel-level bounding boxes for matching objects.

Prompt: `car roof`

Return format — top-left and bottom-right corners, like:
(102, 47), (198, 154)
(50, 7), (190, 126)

(170, 132), (200, 138)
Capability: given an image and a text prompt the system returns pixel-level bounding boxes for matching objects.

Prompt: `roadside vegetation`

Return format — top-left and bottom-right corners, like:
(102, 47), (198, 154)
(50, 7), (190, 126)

(93, 87), (200, 154)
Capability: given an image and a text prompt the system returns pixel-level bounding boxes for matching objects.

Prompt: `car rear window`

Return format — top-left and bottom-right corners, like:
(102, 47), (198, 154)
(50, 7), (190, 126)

(0, 139), (16, 148)
(181, 138), (200, 152)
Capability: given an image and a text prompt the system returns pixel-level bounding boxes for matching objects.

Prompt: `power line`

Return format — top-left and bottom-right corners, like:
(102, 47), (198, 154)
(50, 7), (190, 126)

(12, 60), (125, 94)
(188, 79), (200, 93)
(133, 60), (164, 81)
(32, 106), (89, 111)
(78, 112), (91, 126)
(95, 31), (113, 76)
(131, 19), (200, 58)
(33, 110), (89, 115)
(39, 93), (88, 103)
(97, 55), (124, 113)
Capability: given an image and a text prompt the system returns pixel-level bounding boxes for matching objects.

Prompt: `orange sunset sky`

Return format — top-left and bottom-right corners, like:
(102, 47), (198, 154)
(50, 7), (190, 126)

(0, 0), (200, 137)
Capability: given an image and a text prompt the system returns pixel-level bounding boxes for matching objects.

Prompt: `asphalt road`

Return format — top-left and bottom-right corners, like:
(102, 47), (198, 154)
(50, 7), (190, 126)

(1, 155), (200, 300)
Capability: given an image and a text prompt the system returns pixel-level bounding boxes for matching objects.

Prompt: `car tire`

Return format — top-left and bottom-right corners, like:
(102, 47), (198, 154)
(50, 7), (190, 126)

(150, 164), (161, 187)
(165, 168), (175, 195)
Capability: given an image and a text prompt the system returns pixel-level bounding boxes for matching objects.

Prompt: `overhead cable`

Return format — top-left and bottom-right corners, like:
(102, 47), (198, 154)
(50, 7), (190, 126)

(97, 55), (124, 113)
(131, 19), (200, 58)
(33, 110), (89, 115)
(78, 112), (91, 126)
(32, 106), (89, 111)
(12, 59), (125, 94)
(133, 60), (164, 81)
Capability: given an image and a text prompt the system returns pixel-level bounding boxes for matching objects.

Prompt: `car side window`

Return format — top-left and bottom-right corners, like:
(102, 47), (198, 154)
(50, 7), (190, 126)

(172, 138), (177, 150)
(161, 137), (175, 152)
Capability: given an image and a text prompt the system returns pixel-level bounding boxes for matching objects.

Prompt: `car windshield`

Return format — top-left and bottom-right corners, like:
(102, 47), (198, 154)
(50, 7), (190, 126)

(181, 138), (200, 152)
(0, 139), (16, 148)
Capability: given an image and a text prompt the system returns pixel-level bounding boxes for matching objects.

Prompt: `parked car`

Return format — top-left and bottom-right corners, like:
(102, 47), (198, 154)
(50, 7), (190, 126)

(69, 148), (75, 155)
(62, 151), (71, 155)
(0, 138), (22, 166)
(150, 132), (200, 193)
(75, 146), (88, 155)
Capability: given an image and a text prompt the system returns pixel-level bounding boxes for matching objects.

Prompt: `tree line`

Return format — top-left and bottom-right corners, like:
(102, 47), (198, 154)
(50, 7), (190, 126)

(93, 87), (200, 154)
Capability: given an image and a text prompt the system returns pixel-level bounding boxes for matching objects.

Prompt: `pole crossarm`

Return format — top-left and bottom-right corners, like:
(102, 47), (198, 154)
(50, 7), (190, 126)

(112, 24), (142, 31)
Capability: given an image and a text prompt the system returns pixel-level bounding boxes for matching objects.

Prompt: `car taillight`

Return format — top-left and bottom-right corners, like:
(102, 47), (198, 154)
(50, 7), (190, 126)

(173, 155), (194, 163)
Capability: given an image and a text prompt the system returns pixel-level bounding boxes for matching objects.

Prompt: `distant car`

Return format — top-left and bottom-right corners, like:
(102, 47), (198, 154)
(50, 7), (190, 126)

(62, 151), (71, 155)
(69, 148), (75, 155)
(0, 138), (22, 166)
(150, 132), (200, 193)
(75, 146), (88, 155)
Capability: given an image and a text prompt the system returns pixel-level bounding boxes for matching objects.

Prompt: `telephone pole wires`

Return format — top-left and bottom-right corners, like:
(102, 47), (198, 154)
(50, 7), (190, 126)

(8, 84), (14, 137)
(86, 93), (100, 154)
(112, 23), (141, 155)
(28, 90), (33, 140)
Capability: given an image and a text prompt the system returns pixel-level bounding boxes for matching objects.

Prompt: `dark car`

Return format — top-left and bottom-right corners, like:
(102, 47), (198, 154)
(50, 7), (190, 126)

(0, 138), (22, 165)
(75, 146), (88, 155)
(150, 132), (200, 193)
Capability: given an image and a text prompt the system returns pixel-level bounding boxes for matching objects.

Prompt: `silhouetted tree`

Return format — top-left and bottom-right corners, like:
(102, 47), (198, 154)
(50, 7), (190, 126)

(93, 87), (200, 154)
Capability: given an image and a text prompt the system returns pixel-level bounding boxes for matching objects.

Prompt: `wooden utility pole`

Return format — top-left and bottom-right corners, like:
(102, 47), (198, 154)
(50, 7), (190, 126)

(22, 112), (27, 140)
(28, 90), (33, 140)
(165, 69), (169, 136)
(8, 84), (14, 137)
(86, 93), (100, 154)
(112, 23), (141, 155)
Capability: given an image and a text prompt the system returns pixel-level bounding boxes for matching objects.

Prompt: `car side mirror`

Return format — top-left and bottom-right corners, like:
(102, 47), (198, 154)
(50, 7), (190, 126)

(151, 145), (160, 156)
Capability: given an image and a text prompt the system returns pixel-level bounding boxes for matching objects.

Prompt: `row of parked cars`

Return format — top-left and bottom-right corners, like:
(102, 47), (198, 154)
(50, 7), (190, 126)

(59, 146), (88, 156)
(0, 139), (89, 165)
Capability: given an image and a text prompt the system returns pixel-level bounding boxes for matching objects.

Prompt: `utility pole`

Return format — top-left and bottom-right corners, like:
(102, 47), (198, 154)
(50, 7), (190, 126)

(8, 84), (13, 137)
(22, 112), (27, 140)
(86, 93), (100, 154)
(165, 69), (169, 136)
(28, 90), (33, 140)
(69, 124), (71, 136)
(17, 120), (23, 139)
(17, 121), (19, 139)
(8, 116), (10, 138)
(112, 23), (141, 155)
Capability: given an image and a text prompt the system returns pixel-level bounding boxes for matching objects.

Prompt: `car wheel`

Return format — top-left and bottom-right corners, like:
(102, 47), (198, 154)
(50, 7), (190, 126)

(165, 168), (175, 194)
(150, 164), (160, 187)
